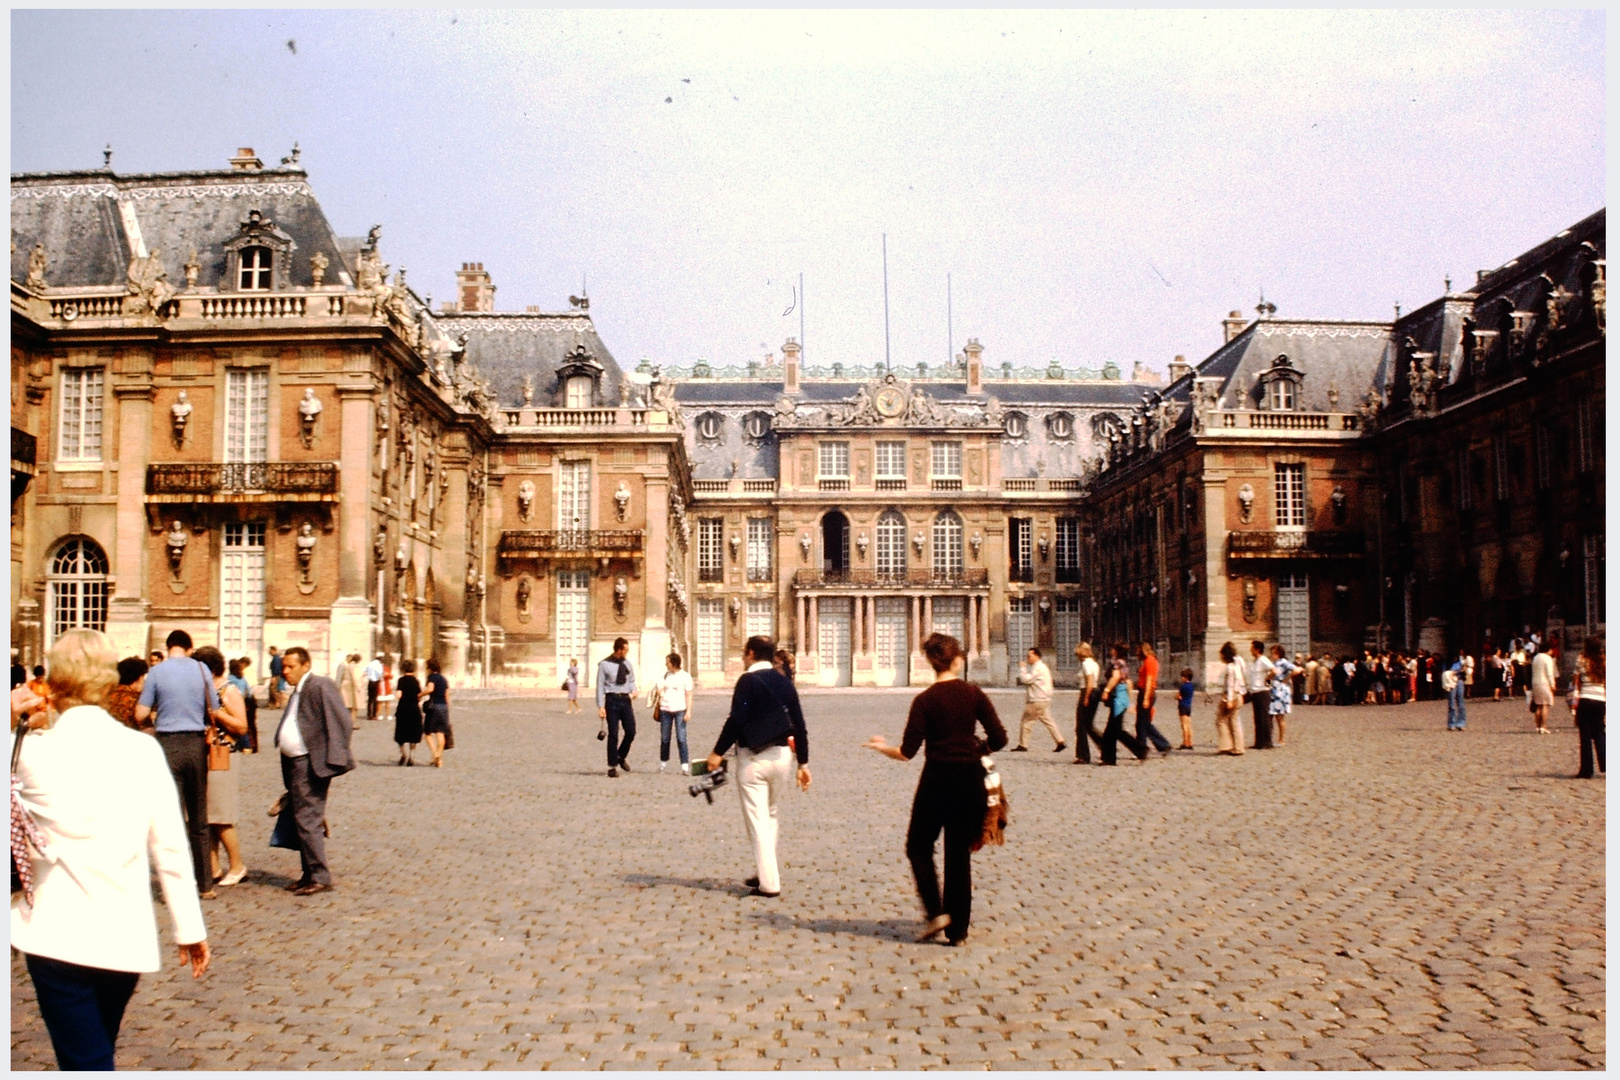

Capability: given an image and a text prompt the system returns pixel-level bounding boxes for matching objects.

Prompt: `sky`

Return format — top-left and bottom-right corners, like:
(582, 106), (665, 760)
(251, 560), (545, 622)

(10, 9), (1606, 376)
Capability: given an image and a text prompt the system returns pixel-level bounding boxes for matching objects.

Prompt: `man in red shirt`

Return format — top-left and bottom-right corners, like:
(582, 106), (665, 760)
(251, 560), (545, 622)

(1134, 643), (1172, 756)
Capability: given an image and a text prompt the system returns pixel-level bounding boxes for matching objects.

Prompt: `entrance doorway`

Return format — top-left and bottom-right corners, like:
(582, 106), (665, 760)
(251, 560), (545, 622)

(556, 570), (590, 683)
(696, 598), (724, 679)
(1277, 572), (1310, 659)
(822, 512), (850, 576)
(220, 523), (266, 669)
(874, 597), (910, 687)
(818, 597), (853, 686)
(1006, 596), (1034, 681)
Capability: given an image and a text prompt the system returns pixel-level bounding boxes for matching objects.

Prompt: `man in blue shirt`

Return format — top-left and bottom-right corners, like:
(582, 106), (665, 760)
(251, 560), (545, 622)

(596, 637), (637, 777)
(267, 645), (285, 707)
(135, 629), (221, 896)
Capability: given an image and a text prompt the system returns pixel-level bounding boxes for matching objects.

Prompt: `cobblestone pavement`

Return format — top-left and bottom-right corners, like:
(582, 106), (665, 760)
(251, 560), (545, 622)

(12, 690), (1604, 1070)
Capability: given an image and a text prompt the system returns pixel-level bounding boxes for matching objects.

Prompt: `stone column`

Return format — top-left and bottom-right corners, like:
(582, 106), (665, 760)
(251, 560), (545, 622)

(639, 458), (672, 678)
(809, 595), (819, 655)
(923, 595), (932, 635)
(796, 594), (806, 654)
(435, 440), (472, 684)
(329, 384), (377, 664)
(1202, 472), (1232, 680)
(105, 383), (154, 656)
(967, 595), (979, 659)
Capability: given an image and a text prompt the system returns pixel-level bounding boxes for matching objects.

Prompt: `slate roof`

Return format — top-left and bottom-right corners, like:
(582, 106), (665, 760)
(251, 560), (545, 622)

(10, 167), (351, 291)
(673, 377), (1157, 408)
(433, 311), (626, 408)
(1194, 319), (1392, 413)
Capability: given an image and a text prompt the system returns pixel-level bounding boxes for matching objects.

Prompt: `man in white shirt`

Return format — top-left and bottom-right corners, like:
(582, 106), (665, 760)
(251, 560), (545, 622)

(1013, 648), (1065, 753)
(1072, 642), (1104, 764)
(274, 647), (355, 895)
(1247, 640), (1276, 749)
(364, 654), (385, 722)
(652, 652), (697, 774)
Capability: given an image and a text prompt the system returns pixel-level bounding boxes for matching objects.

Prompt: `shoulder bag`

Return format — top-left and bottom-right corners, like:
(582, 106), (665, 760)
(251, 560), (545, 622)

(973, 753), (1010, 852)
(743, 671), (794, 752)
(203, 663), (231, 772)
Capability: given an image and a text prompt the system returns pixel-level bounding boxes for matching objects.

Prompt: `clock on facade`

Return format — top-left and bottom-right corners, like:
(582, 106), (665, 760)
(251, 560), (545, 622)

(875, 386), (905, 418)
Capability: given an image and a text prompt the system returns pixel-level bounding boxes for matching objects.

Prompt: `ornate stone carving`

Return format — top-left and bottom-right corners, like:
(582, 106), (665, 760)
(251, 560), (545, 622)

(1190, 377), (1223, 435)
(26, 244), (47, 292)
(183, 250), (200, 289)
(126, 249), (174, 316)
(1591, 259), (1606, 335)
(516, 577), (532, 620)
(297, 388), (323, 449)
(516, 480), (535, 522)
(309, 251), (328, 288)
(1237, 483), (1255, 524)
(521, 375), (534, 405)
(170, 390), (192, 449)
(165, 520), (188, 578)
(374, 525), (387, 567)
(614, 481), (631, 522)
(295, 521), (317, 583)
(613, 576), (629, 618)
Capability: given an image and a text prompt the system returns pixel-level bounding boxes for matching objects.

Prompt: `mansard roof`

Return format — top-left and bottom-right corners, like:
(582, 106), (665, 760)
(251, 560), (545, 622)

(672, 376), (1158, 408)
(434, 311), (626, 408)
(10, 167), (351, 291)
(1193, 319), (1392, 413)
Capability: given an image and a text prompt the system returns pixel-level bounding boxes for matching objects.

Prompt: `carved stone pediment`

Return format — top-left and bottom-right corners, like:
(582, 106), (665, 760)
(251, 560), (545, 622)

(775, 371), (997, 430)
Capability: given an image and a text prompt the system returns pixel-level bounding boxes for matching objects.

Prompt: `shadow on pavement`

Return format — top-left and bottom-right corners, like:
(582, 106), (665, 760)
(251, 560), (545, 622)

(623, 872), (748, 896)
(746, 911), (920, 942)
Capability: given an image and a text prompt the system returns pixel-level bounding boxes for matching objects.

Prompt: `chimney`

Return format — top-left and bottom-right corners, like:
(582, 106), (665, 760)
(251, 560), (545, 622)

(782, 337), (801, 395)
(455, 262), (496, 313)
(1131, 361), (1164, 386)
(228, 147), (264, 171)
(1168, 355), (1192, 383)
(964, 338), (984, 395)
(1222, 310), (1247, 343)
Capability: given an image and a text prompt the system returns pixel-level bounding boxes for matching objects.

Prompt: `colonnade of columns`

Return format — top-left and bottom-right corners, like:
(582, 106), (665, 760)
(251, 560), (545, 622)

(792, 592), (991, 658)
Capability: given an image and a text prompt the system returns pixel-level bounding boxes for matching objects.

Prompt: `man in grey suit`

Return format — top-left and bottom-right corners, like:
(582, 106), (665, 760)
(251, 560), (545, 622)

(273, 647), (355, 895)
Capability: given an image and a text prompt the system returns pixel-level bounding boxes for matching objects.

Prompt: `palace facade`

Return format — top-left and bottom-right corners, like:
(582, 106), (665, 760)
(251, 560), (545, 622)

(10, 149), (1604, 690)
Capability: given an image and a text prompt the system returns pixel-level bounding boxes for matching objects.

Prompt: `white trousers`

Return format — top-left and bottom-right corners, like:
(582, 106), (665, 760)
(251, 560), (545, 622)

(737, 744), (794, 893)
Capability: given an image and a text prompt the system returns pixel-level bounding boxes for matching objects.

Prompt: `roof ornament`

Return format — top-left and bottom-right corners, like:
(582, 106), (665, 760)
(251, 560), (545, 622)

(103, 144), (112, 169)
(25, 244), (47, 292)
(126, 248), (175, 318)
(280, 142), (301, 167)
(1255, 292), (1277, 319)
(363, 224), (382, 254)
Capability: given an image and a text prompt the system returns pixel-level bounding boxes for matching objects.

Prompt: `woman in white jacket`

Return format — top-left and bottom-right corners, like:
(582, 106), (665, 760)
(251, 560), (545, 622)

(11, 629), (210, 1070)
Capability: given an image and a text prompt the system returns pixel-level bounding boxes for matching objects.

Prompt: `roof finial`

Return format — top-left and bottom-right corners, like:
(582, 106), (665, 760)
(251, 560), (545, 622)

(1444, 273), (1452, 293)
(103, 144), (112, 169)
(280, 141), (301, 166)
(1255, 291), (1277, 319)
(1394, 301), (1401, 319)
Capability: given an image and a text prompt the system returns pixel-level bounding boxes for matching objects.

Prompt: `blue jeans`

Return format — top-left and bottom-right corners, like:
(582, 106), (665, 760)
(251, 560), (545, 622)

(24, 953), (140, 1071)
(1446, 684), (1467, 729)
(658, 709), (689, 765)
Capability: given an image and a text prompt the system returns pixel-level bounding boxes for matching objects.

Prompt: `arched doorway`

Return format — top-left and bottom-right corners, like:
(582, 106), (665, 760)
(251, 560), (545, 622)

(822, 511), (850, 576)
(876, 509), (906, 580)
(46, 536), (109, 646)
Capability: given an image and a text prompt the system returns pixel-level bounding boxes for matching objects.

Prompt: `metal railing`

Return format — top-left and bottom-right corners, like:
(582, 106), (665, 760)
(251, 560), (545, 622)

(1227, 529), (1366, 558)
(12, 427), (37, 467)
(792, 567), (990, 589)
(497, 529), (644, 556)
(145, 461), (338, 496)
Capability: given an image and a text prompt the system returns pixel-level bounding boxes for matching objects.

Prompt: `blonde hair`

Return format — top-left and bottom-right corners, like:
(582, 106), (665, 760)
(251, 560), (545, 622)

(46, 629), (119, 712)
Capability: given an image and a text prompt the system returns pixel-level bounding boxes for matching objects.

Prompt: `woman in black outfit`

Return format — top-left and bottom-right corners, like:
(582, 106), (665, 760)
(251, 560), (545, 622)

(865, 633), (1008, 947)
(422, 657), (452, 768)
(393, 659), (423, 766)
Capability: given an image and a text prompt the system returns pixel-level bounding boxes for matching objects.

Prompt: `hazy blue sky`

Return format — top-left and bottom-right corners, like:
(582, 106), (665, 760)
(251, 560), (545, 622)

(11, 10), (1605, 375)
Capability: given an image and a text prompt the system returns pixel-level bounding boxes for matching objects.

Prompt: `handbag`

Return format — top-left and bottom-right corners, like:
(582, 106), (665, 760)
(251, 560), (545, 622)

(202, 664), (231, 771)
(973, 754), (1010, 852)
(11, 731), (47, 907)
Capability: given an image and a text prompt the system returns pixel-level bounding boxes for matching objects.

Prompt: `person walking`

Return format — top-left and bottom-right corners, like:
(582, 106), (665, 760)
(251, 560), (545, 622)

(651, 652), (696, 774)
(1247, 640), (1275, 748)
(1212, 642), (1246, 755)
(1072, 642), (1105, 763)
(11, 629), (211, 1071)
(266, 645), (285, 708)
(193, 647), (248, 889)
(773, 648), (797, 683)
(1573, 637), (1605, 779)
(865, 632), (1007, 947)
(1011, 648), (1064, 753)
(422, 657), (452, 768)
(272, 646), (356, 895)
(1099, 644), (1149, 765)
(392, 660), (424, 765)
(1133, 642), (1173, 756)
(1444, 652), (1468, 731)
(228, 657), (257, 752)
(1175, 667), (1196, 750)
(1531, 643), (1558, 735)
(597, 638), (638, 777)
(133, 630), (219, 897)
(1462, 651), (1476, 699)
(563, 658), (581, 713)
(705, 636), (811, 898)
(333, 652), (356, 713)
(364, 653), (385, 723)
(1269, 644), (1296, 746)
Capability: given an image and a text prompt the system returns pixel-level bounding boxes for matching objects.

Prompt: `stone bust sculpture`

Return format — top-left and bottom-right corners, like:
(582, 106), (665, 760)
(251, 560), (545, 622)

(298, 388), (323, 448)
(170, 391), (192, 448)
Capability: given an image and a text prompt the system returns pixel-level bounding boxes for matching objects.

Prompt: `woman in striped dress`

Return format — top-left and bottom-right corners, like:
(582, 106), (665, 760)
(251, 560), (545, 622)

(1574, 637), (1605, 779)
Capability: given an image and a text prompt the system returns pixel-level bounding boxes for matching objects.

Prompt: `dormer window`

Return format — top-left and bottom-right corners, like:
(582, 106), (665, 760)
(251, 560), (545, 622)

(696, 412), (724, 441)
(1269, 379), (1295, 411)
(1048, 412), (1074, 440)
(1256, 353), (1304, 411)
(743, 412), (771, 440)
(1004, 412), (1027, 439)
(565, 375), (593, 409)
(238, 247), (272, 290)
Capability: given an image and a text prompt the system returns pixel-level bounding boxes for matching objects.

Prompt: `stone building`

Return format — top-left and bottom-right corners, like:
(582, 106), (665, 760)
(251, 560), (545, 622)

(9, 150), (687, 691)
(1374, 209), (1605, 665)
(667, 340), (1160, 687)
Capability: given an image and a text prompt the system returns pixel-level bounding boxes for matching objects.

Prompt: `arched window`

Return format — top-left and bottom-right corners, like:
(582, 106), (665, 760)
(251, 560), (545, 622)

(48, 537), (109, 643)
(876, 509), (907, 578)
(932, 510), (963, 576)
(238, 246), (272, 291)
(565, 375), (594, 409)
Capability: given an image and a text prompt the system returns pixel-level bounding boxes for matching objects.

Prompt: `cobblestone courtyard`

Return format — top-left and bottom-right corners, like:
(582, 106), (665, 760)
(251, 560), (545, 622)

(12, 690), (1605, 1070)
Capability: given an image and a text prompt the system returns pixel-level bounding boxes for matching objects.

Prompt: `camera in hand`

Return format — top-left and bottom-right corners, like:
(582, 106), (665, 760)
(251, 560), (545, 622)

(688, 761), (728, 803)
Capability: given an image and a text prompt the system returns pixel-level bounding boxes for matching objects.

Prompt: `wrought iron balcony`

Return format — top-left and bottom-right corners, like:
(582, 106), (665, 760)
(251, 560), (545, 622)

(497, 529), (644, 561)
(145, 461), (338, 500)
(793, 567), (990, 590)
(1009, 565), (1035, 583)
(1227, 529), (1366, 559)
(12, 427), (37, 469)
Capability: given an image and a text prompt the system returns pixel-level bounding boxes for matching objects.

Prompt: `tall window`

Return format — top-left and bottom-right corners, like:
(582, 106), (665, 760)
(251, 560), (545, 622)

(746, 597), (775, 640)
(566, 376), (593, 409)
(1054, 596), (1082, 669)
(1585, 534), (1605, 629)
(1274, 463), (1306, 528)
(58, 368), (104, 461)
(1577, 398), (1598, 474)
(932, 511), (964, 576)
(1055, 517), (1081, 582)
(1457, 448), (1472, 510)
(876, 441), (906, 486)
(930, 442), (962, 478)
(1270, 379), (1295, 411)
(1009, 518), (1033, 581)
(558, 461), (591, 535)
(698, 518), (724, 581)
(220, 523), (266, 660)
(238, 246), (272, 290)
(746, 518), (773, 581)
(819, 442), (849, 478)
(1494, 437), (1510, 501)
(224, 369), (270, 463)
(1535, 421), (1553, 490)
(47, 537), (109, 644)
(876, 510), (907, 577)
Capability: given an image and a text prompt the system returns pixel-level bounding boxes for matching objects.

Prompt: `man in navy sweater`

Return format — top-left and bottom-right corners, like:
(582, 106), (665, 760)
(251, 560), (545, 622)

(706, 636), (811, 897)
